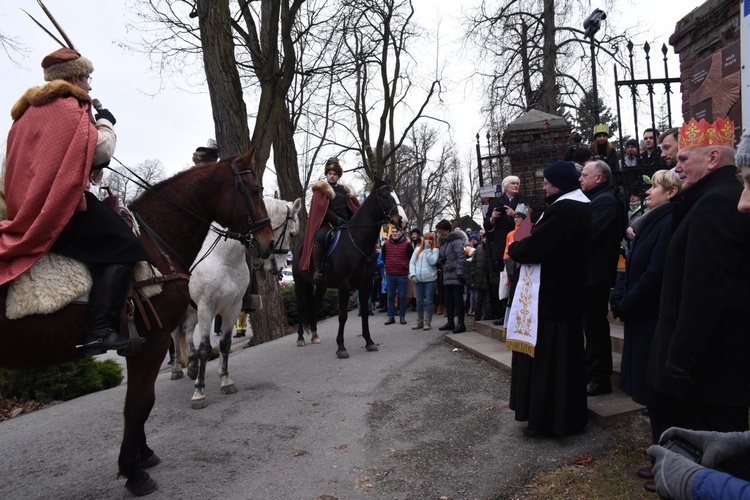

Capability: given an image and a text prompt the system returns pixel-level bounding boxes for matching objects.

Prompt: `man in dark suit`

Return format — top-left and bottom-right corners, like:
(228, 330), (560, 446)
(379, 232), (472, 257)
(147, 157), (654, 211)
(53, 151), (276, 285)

(579, 160), (625, 396)
(647, 118), (750, 433)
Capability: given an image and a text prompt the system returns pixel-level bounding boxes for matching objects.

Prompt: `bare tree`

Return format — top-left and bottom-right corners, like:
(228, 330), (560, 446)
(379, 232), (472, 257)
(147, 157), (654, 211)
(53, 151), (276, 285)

(444, 145), (464, 221)
(467, 0), (631, 128)
(102, 159), (166, 205)
(333, 0), (443, 180)
(397, 124), (454, 231)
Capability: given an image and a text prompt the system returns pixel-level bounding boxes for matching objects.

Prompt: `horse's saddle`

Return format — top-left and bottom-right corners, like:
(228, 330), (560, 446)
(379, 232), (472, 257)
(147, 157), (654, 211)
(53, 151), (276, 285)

(5, 202), (163, 320)
(325, 228), (343, 256)
(5, 255), (162, 320)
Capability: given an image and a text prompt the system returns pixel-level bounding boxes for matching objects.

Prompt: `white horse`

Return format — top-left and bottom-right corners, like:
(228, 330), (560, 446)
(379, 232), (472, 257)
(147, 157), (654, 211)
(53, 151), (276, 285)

(170, 196), (302, 409)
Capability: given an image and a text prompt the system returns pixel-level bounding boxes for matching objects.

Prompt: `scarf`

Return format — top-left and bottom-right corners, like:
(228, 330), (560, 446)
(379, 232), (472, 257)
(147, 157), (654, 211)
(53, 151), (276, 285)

(629, 202), (671, 236)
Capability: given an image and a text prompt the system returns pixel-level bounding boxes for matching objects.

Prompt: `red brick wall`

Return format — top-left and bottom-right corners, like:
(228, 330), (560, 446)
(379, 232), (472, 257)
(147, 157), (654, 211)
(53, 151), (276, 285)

(670, 0), (741, 129)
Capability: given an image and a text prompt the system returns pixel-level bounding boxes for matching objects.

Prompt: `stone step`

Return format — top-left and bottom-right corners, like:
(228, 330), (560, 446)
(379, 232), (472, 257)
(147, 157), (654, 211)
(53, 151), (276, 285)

(444, 331), (644, 426)
(474, 319), (625, 355)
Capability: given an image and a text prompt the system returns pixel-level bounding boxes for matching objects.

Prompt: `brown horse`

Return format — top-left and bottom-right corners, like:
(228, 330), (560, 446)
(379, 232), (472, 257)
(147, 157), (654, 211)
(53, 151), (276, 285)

(0, 147), (274, 496)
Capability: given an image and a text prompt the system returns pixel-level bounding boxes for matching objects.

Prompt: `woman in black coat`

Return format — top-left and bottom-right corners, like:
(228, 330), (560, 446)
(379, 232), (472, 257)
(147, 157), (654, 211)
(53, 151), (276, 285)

(611, 170), (681, 449)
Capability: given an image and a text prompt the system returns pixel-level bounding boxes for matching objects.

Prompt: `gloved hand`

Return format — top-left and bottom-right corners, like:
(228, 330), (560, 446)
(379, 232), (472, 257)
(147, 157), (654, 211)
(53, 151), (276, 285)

(648, 444), (705, 500)
(335, 217), (346, 227)
(610, 299), (624, 321)
(95, 108), (116, 125)
(660, 427), (750, 479)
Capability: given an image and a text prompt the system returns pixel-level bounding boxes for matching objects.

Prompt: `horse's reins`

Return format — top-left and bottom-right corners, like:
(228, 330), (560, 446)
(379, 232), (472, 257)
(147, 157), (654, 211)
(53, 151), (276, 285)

(105, 158), (269, 249)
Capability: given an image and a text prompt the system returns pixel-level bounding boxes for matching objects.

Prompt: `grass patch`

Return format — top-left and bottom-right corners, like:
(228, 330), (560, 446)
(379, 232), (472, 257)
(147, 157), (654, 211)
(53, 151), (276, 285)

(512, 415), (654, 500)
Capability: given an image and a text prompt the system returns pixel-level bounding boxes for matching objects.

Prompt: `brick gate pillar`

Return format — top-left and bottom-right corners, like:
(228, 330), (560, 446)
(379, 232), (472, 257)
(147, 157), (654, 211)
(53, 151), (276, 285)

(501, 109), (571, 208)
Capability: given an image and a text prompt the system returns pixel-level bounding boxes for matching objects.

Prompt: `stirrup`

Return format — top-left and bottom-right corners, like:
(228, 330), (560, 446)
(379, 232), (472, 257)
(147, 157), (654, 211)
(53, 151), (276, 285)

(313, 271), (326, 284)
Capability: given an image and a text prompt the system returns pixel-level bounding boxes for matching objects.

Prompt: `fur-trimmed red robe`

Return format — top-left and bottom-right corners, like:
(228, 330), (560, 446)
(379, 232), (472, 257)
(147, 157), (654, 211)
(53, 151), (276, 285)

(300, 180), (359, 271)
(0, 81), (96, 285)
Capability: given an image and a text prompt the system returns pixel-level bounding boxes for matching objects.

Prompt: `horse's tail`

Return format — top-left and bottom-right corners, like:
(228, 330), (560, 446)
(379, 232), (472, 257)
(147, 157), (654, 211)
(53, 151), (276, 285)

(294, 280), (314, 334)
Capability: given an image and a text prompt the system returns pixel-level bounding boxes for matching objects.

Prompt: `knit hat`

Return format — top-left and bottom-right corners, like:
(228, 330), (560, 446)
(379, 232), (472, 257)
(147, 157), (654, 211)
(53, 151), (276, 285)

(469, 232), (479, 242)
(736, 132), (750, 168)
(625, 138), (639, 148)
(543, 160), (581, 192)
(324, 157), (343, 177)
(42, 48), (94, 82)
(410, 228), (422, 237)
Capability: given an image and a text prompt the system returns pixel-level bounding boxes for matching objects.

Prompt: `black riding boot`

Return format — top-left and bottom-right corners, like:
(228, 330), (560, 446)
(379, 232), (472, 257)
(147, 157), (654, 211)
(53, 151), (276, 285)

(80, 264), (143, 356)
(312, 243), (326, 284)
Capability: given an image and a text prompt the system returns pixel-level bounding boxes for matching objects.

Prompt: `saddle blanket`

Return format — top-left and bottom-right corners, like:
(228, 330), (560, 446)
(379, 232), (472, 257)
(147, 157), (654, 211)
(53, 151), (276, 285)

(5, 254), (162, 320)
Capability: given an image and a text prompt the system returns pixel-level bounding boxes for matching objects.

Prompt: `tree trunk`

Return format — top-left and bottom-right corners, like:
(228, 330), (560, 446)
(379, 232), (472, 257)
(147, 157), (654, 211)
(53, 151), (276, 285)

(195, 0), (291, 344)
(250, 260), (289, 344)
(196, 0), (252, 160)
(539, 0), (557, 114)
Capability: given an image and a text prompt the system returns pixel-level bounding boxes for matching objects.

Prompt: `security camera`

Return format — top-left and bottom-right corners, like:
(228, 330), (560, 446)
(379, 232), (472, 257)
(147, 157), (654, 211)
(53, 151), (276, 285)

(583, 9), (606, 38)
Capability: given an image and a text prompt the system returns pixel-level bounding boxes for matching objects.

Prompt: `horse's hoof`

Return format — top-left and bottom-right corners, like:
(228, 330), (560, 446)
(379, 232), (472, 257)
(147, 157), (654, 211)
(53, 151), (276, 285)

(191, 398), (207, 410)
(125, 474), (159, 496)
(170, 371), (184, 380)
(187, 368), (198, 380)
(221, 384), (237, 395)
(139, 453), (161, 469)
(296, 339), (306, 347)
(336, 350), (350, 359)
(311, 337), (321, 345)
(366, 344), (379, 352)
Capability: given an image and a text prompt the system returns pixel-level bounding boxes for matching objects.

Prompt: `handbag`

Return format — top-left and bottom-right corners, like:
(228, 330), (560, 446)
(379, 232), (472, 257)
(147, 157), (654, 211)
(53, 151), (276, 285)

(498, 269), (509, 300)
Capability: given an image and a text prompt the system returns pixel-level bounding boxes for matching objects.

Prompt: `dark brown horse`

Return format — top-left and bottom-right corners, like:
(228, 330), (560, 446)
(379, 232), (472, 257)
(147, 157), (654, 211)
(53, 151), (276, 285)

(0, 147), (274, 496)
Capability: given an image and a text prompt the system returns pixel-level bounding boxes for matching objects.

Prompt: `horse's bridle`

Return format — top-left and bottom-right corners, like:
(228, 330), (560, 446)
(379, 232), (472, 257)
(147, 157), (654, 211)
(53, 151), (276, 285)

(373, 183), (404, 229)
(346, 183), (404, 260)
(219, 162), (271, 249)
(271, 204), (296, 256)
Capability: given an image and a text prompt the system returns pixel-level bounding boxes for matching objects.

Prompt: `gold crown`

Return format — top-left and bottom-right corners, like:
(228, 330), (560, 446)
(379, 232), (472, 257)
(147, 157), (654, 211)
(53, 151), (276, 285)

(678, 117), (735, 149)
(593, 123), (609, 136)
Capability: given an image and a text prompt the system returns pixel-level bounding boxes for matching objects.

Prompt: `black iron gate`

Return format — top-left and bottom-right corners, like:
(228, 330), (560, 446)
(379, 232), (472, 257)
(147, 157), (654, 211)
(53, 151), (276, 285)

(613, 40), (681, 200)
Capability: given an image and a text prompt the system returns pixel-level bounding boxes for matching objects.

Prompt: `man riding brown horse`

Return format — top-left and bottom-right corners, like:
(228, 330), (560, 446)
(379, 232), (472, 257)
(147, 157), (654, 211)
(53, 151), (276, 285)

(0, 47), (147, 356)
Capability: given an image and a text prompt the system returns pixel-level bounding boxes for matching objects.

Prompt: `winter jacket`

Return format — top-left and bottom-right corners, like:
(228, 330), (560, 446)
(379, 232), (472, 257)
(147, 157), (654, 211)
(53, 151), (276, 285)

(438, 232), (466, 286)
(470, 244), (489, 291)
(382, 235), (413, 276)
(409, 247), (439, 283)
(692, 469), (750, 499)
(584, 181), (625, 287)
(647, 166), (750, 405)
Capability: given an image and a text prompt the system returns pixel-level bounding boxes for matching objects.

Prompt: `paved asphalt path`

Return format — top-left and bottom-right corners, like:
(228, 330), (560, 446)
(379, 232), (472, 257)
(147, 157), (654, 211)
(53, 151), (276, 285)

(0, 310), (615, 499)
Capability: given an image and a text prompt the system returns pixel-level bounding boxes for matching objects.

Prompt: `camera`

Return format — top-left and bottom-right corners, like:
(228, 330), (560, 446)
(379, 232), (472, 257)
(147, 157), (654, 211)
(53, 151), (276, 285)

(583, 9), (606, 38)
(663, 438), (703, 463)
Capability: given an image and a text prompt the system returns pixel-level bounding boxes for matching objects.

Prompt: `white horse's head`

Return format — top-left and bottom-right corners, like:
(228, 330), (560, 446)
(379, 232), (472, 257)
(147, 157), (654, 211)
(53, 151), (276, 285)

(263, 196), (302, 274)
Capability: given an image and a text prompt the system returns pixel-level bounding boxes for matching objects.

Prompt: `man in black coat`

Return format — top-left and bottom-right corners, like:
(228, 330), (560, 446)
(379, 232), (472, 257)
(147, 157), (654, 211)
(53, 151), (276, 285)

(579, 160), (625, 396)
(647, 118), (750, 433)
(482, 176), (520, 323)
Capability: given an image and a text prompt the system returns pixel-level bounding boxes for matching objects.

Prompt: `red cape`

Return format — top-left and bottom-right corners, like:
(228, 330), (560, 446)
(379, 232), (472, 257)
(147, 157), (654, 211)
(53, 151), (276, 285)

(0, 81), (96, 285)
(300, 181), (359, 271)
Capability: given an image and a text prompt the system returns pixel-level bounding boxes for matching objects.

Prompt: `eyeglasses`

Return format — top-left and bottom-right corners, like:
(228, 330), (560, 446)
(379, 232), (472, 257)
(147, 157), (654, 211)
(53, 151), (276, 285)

(79, 75), (92, 84)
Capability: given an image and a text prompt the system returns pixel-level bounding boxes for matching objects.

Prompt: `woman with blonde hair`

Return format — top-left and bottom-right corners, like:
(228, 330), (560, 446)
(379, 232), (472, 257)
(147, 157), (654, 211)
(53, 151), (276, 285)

(408, 232), (440, 330)
(610, 169), (682, 485)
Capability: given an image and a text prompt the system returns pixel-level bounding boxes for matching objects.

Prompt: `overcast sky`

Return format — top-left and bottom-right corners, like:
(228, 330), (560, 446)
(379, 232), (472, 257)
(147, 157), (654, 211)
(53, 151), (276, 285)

(1, 0), (706, 195)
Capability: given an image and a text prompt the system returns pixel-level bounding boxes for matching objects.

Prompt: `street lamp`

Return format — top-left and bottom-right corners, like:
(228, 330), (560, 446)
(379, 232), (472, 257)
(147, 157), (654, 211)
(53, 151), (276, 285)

(584, 8), (606, 125)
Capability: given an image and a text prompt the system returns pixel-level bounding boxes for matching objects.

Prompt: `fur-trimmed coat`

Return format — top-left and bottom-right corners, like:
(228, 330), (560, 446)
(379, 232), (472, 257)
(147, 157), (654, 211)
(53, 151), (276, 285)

(1, 81), (120, 285)
(300, 180), (359, 271)
(1, 81), (98, 285)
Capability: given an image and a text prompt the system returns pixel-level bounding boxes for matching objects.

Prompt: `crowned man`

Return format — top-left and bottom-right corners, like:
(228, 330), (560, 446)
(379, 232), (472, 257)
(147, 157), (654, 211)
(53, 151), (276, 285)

(300, 157), (360, 284)
(647, 118), (750, 433)
(0, 48), (148, 356)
